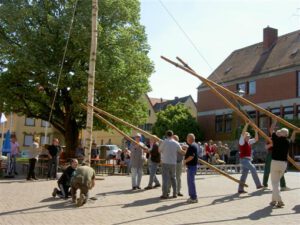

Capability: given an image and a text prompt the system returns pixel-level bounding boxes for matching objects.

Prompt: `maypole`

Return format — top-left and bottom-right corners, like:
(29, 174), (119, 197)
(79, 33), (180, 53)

(85, 0), (98, 165)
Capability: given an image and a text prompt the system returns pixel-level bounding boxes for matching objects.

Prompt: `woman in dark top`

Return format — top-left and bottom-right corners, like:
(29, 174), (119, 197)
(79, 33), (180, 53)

(269, 120), (296, 208)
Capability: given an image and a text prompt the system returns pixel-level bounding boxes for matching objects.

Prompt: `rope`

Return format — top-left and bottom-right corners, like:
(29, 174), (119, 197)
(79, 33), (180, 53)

(158, 0), (226, 86)
(43, 0), (79, 144)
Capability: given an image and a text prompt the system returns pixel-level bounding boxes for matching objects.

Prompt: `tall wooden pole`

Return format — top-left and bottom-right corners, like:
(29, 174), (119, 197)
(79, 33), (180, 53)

(85, 0), (98, 165)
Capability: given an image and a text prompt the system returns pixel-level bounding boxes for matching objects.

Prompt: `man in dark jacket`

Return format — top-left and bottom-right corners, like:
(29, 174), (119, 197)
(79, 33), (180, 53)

(47, 138), (62, 179)
(144, 136), (161, 190)
(52, 159), (78, 199)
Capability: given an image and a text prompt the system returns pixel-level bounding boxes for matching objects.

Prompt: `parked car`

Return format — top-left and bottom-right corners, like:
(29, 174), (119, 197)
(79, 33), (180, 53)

(99, 145), (121, 158)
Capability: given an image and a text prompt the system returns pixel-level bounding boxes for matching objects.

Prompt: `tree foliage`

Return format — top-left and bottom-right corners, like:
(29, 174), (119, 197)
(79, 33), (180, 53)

(0, 0), (154, 155)
(152, 104), (203, 142)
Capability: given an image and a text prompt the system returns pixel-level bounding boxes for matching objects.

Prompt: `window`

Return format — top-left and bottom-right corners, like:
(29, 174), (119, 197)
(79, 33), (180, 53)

(25, 117), (35, 126)
(270, 108), (281, 116)
(24, 134), (33, 146)
(259, 115), (269, 134)
(215, 115), (223, 132)
(41, 120), (50, 127)
(40, 135), (50, 145)
(148, 110), (151, 117)
(249, 81), (256, 95)
(224, 114), (232, 132)
(237, 83), (246, 95)
(283, 106), (294, 120)
(298, 105), (300, 118)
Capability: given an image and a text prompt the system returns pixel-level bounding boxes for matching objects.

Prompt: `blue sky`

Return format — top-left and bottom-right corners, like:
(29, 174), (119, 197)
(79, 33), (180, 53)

(140, 0), (300, 101)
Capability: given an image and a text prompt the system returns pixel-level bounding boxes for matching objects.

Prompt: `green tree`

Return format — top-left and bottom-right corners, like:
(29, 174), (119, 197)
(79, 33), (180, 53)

(152, 104), (203, 142)
(0, 0), (153, 156)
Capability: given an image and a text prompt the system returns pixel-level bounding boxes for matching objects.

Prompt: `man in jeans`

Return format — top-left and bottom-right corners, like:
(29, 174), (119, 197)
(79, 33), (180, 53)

(130, 133), (147, 190)
(159, 130), (184, 199)
(144, 136), (161, 190)
(184, 133), (198, 203)
(238, 123), (263, 193)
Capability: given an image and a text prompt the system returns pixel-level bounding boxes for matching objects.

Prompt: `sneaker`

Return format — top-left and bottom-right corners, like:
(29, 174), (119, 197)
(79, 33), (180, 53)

(269, 201), (277, 206)
(256, 185), (264, 190)
(52, 188), (58, 197)
(153, 184), (161, 188)
(172, 195), (177, 198)
(144, 186), (153, 190)
(33, 177), (39, 180)
(132, 187), (137, 190)
(238, 190), (248, 194)
(136, 186), (141, 190)
(262, 186), (269, 190)
(187, 198), (198, 204)
(76, 194), (85, 207)
(276, 201), (285, 208)
(178, 193), (184, 197)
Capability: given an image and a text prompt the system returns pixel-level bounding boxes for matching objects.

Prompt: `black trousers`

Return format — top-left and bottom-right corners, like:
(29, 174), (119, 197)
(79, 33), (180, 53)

(27, 158), (37, 179)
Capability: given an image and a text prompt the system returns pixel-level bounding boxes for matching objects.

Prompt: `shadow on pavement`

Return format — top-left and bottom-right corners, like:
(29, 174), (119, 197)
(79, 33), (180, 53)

(122, 197), (160, 208)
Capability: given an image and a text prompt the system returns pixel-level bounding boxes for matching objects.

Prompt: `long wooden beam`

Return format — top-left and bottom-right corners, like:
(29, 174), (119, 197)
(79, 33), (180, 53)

(161, 56), (300, 171)
(81, 105), (148, 151)
(82, 104), (248, 187)
(176, 57), (300, 132)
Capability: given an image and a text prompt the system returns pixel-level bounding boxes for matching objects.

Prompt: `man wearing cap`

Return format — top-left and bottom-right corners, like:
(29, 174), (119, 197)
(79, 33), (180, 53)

(130, 133), (147, 190)
(269, 120), (297, 208)
(238, 123), (263, 194)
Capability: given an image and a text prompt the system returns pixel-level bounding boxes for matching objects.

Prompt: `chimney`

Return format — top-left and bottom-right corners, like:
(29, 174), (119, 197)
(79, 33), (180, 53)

(263, 26), (278, 50)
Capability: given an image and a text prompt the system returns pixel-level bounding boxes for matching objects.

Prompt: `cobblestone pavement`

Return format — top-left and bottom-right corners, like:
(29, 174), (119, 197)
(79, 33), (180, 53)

(0, 171), (299, 225)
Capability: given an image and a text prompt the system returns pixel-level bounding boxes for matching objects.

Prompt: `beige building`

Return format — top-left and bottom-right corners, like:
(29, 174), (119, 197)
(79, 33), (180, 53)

(151, 95), (197, 118)
(87, 94), (157, 147)
(0, 113), (63, 152)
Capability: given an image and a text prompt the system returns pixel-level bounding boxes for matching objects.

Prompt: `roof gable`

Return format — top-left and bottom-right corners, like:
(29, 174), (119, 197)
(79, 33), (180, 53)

(200, 29), (300, 87)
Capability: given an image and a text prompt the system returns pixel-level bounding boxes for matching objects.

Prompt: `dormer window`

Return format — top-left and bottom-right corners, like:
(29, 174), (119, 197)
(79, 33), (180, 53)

(290, 48), (298, 57)
(224, 67), (232, 74)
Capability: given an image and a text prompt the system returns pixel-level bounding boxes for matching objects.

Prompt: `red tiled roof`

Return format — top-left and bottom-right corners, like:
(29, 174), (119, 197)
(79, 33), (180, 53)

(200, 29), (300, 87)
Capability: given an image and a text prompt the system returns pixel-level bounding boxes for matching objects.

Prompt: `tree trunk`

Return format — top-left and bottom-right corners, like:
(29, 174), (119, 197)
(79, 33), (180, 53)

(64, 118), (79, 159)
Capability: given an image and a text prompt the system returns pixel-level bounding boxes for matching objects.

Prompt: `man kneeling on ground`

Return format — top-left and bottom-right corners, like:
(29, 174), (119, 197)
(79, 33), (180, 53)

(71, 164), (96, 207)
(52, 159), (78, 199)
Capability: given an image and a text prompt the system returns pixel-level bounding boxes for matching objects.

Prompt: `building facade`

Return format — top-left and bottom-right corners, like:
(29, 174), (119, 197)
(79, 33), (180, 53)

(197, 27), (300, 141)
(0, 113), (63, 152)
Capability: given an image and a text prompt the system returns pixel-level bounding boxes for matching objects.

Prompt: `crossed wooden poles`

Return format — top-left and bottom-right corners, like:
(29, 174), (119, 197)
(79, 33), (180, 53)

(161, 56), (300, 171)
(81, 103), (248, 188)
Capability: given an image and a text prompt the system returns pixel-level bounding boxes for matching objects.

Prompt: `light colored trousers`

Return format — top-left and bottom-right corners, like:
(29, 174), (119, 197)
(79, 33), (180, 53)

(131, 167), (143, 188)
(271, 160), (287, 202)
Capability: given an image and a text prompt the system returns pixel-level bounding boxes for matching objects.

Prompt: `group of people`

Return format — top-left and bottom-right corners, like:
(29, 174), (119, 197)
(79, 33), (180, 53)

(128, 130), (199, 204)
(237, 121), (297, 208)
(52, 159), (96, 207)
(26, 137), (62, 181)
(4, 119), (297, 208)
(198, 140), (230, 164)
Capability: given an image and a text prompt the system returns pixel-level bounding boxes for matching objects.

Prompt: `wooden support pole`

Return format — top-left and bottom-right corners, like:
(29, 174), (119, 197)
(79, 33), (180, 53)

(161, 56), (300, 171)
(81, 105), (148, 151)
(81, 104), (249, 187)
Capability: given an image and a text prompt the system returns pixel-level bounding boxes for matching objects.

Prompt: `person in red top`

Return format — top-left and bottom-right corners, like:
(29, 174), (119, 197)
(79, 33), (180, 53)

(205, 140), (216, 163)
(238, 123), (263, 194)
